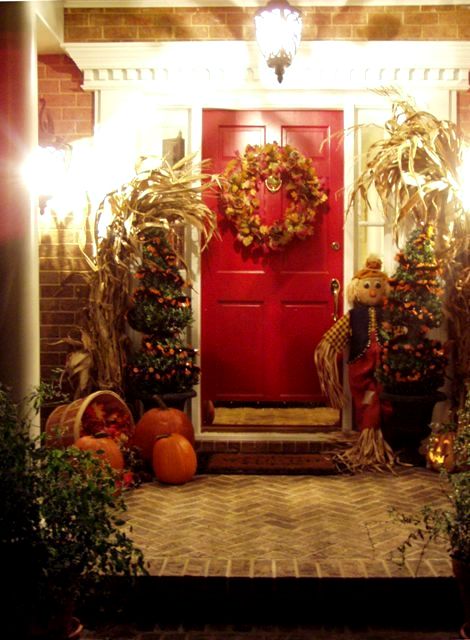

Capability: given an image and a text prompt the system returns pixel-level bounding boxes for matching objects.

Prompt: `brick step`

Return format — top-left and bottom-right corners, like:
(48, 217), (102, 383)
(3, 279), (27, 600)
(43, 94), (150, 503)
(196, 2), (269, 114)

(196, 433), (354, 455)
(196, 451), (339, 475)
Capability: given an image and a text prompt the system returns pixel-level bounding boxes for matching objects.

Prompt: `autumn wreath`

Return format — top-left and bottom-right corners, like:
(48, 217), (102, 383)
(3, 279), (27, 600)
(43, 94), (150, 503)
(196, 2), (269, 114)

(220, 142), (327, 252)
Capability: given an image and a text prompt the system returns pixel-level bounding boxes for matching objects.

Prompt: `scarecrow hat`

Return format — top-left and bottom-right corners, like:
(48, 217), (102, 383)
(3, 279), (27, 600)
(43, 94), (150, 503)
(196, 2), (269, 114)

(354, 254), (388, 280)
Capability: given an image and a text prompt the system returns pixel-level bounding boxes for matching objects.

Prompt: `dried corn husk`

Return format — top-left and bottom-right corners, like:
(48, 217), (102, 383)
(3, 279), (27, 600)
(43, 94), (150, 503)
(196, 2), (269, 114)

(64, 154), (219, 396)
(347, 89), (470, 406)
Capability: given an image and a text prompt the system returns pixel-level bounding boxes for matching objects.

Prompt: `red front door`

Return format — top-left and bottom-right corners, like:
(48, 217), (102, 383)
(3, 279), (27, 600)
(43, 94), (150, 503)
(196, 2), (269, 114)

(201, 109), (344, 409)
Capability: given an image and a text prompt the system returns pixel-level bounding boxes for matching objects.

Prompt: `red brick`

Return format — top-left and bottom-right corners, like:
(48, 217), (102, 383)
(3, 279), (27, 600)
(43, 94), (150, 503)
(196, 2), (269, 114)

(439, 9), (468, 25)
(44, 94), (78, 107)
(458, 24), (470, 39)
(65, 12), (89, 26)
(226, 12), (252, 27)
(39, 271), (61, 285)
(208, 25), (244, 40)
(38, 79), (61, 94)
(404, 11), (438, 25)
(40, 352), (64, 365)
(315, 25), (353, 39)
(40, 326), (60, 339)
(174, 26), (209, 39)
(41, 312), (76, 325)
(62, 107), (92, 121)
(422, 24), (457, 39)
(392, 25), (422, 40)
(102, 26), (139, 40)
(66, 26), (103, 41)
(60, 78), (83, 92)
(41, 285), (75, 298)
(137, 26), (174, 40)
(334, 9), (367, 25)
(191, 11), (226, 27)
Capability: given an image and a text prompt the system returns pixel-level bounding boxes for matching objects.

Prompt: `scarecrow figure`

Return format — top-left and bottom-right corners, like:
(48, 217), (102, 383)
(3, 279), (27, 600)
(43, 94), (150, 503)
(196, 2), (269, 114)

(314, 255), (394, 470)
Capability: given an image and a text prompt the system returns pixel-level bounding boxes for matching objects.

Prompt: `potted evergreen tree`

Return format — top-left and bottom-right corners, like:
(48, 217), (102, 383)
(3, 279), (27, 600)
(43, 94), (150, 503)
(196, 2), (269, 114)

(126, 227), (200, 411)
(378, 223), (448, 464)
(0, 384), (147, 639)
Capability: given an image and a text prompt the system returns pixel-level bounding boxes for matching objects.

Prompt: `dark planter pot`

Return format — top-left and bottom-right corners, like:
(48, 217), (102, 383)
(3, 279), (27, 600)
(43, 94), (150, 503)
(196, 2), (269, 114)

(452, 558), (470, 639)
(380, 391), (446, 466)
(141, 390), (197, 413)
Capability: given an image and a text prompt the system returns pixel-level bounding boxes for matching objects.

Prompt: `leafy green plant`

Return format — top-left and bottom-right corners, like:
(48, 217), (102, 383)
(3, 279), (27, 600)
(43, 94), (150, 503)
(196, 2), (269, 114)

(0, 383), (147, 638)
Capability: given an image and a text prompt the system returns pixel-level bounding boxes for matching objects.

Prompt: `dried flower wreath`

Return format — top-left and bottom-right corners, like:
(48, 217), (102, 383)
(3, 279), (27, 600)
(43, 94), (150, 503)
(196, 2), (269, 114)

(220, 142), (327, 252)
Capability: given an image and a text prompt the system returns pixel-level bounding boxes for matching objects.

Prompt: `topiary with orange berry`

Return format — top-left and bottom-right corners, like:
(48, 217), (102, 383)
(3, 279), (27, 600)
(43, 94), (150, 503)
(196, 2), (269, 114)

(378, 223), (448, 395)
(126, 227), (200, 398)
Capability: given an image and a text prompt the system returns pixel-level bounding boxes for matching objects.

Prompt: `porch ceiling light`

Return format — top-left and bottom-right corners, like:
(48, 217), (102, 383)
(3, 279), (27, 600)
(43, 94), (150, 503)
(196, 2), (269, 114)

(254, 0), (302, 84)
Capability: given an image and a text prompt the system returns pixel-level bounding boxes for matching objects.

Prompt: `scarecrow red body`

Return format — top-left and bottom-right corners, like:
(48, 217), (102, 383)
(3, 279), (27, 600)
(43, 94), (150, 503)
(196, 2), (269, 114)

(315, 256), (394, 469)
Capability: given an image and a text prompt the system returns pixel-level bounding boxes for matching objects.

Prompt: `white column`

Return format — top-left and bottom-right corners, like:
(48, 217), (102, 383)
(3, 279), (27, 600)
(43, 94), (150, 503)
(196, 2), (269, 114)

(0, 2), (40, 405)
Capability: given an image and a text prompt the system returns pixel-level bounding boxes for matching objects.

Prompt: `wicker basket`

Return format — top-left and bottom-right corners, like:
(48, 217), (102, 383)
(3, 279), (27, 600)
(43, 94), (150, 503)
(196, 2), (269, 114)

(45, 391), (135, 448)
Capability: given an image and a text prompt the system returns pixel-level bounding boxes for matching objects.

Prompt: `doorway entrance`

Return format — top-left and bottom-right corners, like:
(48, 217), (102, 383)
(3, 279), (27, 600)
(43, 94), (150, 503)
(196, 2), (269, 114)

(201, 109), (344, 430)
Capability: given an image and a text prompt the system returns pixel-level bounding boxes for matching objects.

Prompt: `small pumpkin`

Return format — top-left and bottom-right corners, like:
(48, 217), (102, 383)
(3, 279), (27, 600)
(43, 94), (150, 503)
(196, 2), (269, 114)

(132, 405), (195, 462)
(152, 433), (197, 485)
(74, 433), (125, 471)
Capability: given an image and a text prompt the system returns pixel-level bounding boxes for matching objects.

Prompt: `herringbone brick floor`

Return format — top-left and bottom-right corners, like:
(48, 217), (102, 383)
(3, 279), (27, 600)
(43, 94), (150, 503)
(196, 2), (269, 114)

(122, 467), (452, 579)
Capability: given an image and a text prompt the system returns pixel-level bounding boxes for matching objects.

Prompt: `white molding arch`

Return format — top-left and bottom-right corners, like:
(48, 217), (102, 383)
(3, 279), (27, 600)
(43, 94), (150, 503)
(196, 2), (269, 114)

(65, 40), (466, 440)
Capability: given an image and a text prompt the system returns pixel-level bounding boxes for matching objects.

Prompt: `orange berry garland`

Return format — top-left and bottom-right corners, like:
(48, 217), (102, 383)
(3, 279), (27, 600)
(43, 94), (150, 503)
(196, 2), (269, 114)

(220, 142), (327, 252)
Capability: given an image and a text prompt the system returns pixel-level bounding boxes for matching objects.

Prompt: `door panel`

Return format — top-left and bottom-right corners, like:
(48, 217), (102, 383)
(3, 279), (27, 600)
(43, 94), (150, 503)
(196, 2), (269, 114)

(201, 109), (344, 408)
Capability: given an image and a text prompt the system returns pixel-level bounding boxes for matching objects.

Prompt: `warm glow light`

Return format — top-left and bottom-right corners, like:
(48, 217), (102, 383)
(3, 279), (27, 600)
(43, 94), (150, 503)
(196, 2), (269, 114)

(255, 0), (302, 83)
(23, 145), (70, 213)
(97, 198), (114, 242)
(460, 144), (470, 212)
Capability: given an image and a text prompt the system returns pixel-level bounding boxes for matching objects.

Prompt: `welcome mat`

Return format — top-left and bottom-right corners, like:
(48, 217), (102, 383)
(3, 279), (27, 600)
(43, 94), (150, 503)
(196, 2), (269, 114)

(197, 452), (339, 475)
(213, 406), (339, 426)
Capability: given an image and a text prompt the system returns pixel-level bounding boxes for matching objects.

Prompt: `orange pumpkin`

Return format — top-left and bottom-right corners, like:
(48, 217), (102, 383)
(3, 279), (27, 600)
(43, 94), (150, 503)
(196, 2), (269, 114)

(132, 407), (195, 462)
(74, 434), (125, 471)
(152, 433), (197, 485)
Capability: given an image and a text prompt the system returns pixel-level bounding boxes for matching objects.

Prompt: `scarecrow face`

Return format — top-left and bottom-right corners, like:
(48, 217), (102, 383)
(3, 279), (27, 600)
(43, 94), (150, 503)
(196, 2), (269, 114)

(356, 276), (386, 306)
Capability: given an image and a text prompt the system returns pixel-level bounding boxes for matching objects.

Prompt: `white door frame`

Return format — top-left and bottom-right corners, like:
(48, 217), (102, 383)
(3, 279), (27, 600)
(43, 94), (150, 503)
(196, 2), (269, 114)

(66, 40), (468, 441)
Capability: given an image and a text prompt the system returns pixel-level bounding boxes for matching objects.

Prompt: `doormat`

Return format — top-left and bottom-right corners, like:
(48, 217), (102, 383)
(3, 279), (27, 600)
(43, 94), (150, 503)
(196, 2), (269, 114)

(197, 452), (339, 475)
(213, 406), (339, 426)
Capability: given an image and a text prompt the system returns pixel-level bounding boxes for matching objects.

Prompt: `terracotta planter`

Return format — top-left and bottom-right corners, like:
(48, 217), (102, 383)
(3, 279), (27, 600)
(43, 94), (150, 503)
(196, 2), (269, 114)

(380, 391), (446, 466)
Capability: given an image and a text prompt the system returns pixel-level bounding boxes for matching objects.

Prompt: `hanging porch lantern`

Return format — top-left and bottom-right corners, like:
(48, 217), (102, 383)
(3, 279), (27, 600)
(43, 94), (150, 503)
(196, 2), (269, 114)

(254, 0), (302, 83)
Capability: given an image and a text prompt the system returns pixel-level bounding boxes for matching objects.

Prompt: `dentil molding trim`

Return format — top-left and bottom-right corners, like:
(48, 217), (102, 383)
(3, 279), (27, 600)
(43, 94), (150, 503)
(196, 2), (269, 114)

(65, 41), (470, 93)
(64, 1), (470, 7)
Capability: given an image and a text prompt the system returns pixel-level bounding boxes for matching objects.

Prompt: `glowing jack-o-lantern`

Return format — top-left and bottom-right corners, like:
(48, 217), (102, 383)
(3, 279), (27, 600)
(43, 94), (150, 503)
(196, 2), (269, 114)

(427, 432), (455, 472)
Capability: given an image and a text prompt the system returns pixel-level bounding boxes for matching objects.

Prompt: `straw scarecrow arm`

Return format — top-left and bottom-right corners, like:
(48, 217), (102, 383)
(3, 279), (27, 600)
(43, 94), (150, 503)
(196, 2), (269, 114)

(314, 314), (350, 409)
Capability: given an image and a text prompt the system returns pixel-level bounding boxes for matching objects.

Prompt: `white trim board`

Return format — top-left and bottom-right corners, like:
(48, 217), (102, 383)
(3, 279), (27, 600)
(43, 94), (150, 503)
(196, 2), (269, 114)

(66, 41), (469, 93)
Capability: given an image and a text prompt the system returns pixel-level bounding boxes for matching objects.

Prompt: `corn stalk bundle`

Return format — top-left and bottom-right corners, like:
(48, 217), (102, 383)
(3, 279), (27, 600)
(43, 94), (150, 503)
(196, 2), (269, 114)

(62, 154), (219, 397)
(348, 90), (470, 405)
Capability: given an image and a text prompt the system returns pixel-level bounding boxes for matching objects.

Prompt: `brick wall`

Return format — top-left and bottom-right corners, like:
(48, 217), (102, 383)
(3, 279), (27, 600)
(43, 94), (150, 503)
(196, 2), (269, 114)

(38, 55), (93, 381)
(64, 5), (470, 42)
(38, 7), (470, 387)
